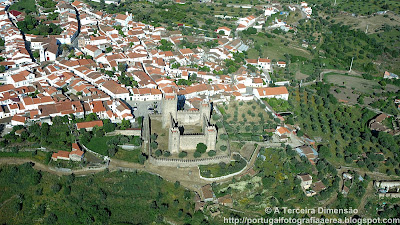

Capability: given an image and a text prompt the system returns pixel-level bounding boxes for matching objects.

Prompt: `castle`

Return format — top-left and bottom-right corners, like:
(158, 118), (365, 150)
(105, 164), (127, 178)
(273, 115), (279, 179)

(161, 93), (217, 154)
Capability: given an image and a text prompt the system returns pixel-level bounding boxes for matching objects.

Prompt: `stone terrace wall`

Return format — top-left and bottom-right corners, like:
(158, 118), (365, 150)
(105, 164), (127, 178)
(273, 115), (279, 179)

(149, 155), (231, 167)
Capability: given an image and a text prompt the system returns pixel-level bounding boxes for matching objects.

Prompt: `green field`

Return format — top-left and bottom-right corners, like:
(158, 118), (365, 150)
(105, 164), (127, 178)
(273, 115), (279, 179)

(0, 163), (207, 224)
(308, 0), (400, 15)
(199, 157), (246, 178)
(113, 148), (145, 164)
(85, 136), (115, 156)
(246, 34), (312, 61)
(325, 73), (399, 94)
(9, 0), (37, 14)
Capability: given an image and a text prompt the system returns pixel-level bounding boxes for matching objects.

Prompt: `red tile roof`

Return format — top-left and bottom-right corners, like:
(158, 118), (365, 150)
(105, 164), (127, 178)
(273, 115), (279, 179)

(76, 120), (103, 129)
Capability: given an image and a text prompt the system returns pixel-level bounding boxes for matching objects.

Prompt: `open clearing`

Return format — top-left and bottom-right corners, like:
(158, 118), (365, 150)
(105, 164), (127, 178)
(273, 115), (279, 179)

(333, 12), (400, 34)
(325, 74), (399, 94)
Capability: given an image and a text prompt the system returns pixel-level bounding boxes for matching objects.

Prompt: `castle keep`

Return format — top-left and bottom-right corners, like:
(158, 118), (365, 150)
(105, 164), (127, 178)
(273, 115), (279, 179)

(161, 93), (217, 154)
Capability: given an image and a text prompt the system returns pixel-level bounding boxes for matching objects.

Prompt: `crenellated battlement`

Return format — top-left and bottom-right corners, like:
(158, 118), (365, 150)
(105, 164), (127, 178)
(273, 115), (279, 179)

(183, 133), (205, 136)
(177, 110), (201, 114)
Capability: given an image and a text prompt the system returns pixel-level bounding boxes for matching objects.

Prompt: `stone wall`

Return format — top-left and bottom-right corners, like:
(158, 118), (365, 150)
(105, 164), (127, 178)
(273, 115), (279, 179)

(176, 111), (201, 125)
(149, 155), (231, 167)
(179, 134), (207, 150)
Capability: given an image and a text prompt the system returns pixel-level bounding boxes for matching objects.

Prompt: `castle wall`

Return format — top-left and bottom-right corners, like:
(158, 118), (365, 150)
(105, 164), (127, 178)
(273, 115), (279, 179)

(179, 135), (207, 150)
(148, 155), (231, 167)
(176, 111), (201, 125)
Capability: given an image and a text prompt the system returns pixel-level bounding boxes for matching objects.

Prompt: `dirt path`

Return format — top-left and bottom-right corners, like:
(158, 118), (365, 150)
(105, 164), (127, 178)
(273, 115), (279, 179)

(0, 195), (17, 209)
(0, 158), (106, 176)
(357, 181), (374, 215)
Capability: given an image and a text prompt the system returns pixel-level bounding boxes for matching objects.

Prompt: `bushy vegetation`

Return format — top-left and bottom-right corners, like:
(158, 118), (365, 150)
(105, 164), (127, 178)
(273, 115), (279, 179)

(2, 116), (73, 151)
(17, 15), (62, 35)
(263, 97), (290, 112)
(9, 0), (37, 14)
(37, 0), (57, 8)
(0, 163), (208, 224)
(292, 83), (400, 175)
(199, 154), (246, 178)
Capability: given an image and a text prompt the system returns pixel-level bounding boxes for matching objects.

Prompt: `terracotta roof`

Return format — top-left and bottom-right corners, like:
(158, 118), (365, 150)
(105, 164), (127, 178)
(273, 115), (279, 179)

(102, 80), (129, 95)
(76, 120), (103, 129)
(12, 115), (26, 123)
(277, 126), (290, 135)
(256, 87), (288, 96)
(52, 150), (70, 159)
(299, 174), (312, 182)
(201, 184), (214, 199)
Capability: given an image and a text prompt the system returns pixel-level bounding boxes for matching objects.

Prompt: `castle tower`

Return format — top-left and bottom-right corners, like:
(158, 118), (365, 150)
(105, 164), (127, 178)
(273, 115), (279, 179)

(205, 125), (217, 151)
(162, 93), (178, 128)
(199, 100), (211, 126)
(168, 127), (180, 154)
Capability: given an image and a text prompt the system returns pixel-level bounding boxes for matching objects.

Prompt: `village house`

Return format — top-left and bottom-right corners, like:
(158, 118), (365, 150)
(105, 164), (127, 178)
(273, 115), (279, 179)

(76, 120), (104, 131)
(253, 86), (289, 100)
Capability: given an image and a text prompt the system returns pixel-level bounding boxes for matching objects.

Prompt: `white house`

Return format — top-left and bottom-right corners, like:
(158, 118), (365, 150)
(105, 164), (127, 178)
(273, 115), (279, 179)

(258, 58), (271, 70)
(216, 26), (231, 36)
(298, 174), (312, 189)
(276, 61), (286, 68)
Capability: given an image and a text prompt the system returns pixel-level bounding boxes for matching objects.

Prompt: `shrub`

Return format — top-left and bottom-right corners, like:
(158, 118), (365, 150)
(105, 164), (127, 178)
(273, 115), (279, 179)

(196, 143), (207, 154)
(155, 149), (162, 157)
(220, 145), (227, 151)
(208, 150), (216, 157)
(163, 151), (171, 157)
(179, 151), (187, 158)
(194, 151), (201, 158)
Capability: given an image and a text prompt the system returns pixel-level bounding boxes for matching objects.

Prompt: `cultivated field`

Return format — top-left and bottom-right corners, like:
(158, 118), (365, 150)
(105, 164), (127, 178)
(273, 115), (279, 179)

(325, 74), (399, 94)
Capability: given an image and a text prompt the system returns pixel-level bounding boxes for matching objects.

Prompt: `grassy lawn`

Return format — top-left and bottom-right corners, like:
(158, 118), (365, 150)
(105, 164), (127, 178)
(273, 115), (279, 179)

(150, 119), (169, 151)
(247, 34), (312, 61)
(85, 136), (115, 156)
(263, 98), (290, 112)
(325, 73), (399, 94)
(199, 157), (247, 178)
(113, 148), (143, 163)
(9, 0), (37, 14)
(0, 163), (205, 224)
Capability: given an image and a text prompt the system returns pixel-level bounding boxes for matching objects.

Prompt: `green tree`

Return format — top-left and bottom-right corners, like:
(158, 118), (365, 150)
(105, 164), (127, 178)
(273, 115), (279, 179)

(196, 143), (207, 154)
(179, 151), (187, 158)
(207, 150), (216, 157)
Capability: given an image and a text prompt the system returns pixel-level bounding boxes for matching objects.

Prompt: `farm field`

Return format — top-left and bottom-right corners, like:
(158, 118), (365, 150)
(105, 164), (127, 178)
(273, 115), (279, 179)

(247, 35), (312, 61)
(325, 74), (399, 94)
